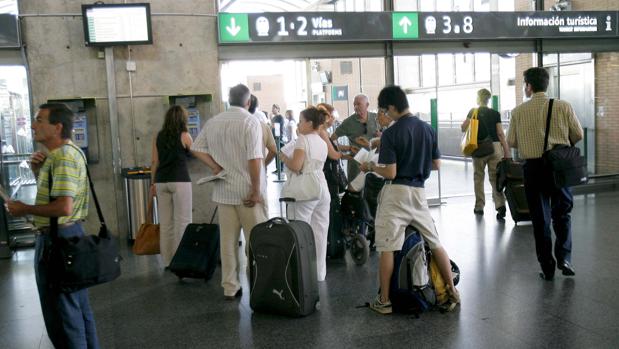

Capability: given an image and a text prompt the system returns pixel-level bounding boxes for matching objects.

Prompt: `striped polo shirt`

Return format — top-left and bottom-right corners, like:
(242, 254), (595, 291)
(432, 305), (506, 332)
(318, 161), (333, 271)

(34, 141), (89, 227)
(507, 92), (583, 159)
(192, 106), (265, 205)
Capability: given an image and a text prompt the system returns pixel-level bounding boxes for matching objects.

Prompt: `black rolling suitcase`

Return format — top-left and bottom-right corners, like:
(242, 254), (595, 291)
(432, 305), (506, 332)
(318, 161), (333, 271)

(249, 198), (319, 317)
(327, 198), (345, 259)
(169, 208), (220, 281)
(496, 159), (531, 223)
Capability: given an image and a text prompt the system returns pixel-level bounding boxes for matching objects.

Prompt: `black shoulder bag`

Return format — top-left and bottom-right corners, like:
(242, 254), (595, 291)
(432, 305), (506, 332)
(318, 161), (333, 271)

(541, 99), (588, 189)
(325, 139), (348, 193)
(471, 109), (496, 158)
(47, 146), (121, 293)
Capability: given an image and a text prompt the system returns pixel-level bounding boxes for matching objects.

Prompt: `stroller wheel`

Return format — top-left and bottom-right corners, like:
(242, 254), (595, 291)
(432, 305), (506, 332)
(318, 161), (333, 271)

(350, 234), (369, 266)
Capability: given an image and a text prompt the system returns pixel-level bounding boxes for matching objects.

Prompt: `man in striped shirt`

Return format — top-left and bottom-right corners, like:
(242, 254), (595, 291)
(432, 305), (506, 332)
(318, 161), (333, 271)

(192, 84), (267, 300)
(7, 103), (99, 348)
(507, 67), (583, 281)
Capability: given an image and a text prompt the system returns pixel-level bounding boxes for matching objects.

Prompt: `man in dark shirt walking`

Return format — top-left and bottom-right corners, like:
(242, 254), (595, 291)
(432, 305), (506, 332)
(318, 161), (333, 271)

(362, 86), (460, 314)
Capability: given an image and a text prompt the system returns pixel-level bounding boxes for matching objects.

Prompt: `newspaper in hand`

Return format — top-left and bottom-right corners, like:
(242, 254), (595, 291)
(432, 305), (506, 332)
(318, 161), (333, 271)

(197, 170), (227, 185)
(353, 148), (379, 164)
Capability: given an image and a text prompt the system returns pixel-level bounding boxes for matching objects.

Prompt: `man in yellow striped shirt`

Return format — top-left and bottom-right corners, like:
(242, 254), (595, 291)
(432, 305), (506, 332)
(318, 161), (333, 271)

(7, 104), (99, 348)
(507, 67), (583, 281)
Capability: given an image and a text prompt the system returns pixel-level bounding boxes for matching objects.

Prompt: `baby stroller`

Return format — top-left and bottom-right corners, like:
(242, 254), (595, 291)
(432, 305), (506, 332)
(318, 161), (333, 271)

(339, 173), (386, 265)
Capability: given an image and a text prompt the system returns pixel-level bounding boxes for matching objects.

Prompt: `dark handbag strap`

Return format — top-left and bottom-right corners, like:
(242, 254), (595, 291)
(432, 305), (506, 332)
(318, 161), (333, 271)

(543, 99), (555, 153)
(48, 144), (107, 239)
(210, 206), (218, 224)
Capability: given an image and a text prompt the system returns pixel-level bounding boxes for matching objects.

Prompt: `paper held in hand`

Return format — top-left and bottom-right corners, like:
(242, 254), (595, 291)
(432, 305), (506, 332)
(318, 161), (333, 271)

(353, 148), (379, 164)
(197, 170), (227, 185)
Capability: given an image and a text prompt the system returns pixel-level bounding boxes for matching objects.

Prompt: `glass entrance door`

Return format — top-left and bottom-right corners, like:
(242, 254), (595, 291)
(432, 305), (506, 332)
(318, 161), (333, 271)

(0, 65), (33, 202)
(394, 52), (519, 202)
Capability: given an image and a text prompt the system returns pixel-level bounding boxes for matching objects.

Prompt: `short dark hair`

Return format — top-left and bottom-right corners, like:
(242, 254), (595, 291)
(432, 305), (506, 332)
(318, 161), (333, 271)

(377, 85), (409, 113)
(248, 94), (258, 114)
(300, 107), (327, 130)
(228, 84), (251, 107)
(38, 103), (74, 139)
(523, 67), (549, 93)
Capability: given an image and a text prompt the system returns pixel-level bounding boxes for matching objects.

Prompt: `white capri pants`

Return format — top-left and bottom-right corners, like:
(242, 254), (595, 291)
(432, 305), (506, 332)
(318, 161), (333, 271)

(288, 182), (331, 282)
(156, 182), (192, 266)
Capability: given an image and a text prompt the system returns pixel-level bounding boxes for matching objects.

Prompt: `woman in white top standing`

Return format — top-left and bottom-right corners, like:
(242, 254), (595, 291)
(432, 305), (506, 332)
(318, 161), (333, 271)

(284, 109), (297, 143)
(280, 107), (331, 281)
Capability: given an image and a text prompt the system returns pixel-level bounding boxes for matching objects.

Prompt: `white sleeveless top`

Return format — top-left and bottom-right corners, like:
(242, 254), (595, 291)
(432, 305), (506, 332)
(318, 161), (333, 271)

(294, 133), (327, 175)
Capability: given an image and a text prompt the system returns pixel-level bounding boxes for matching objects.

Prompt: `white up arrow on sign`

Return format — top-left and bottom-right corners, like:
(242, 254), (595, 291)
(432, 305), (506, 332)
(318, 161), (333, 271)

(226, 17), (241, 36)
(399, 16), (412, 34)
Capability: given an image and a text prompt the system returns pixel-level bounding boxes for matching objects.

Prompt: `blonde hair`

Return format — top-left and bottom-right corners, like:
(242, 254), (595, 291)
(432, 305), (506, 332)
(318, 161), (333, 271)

(477, 89), (491, 106)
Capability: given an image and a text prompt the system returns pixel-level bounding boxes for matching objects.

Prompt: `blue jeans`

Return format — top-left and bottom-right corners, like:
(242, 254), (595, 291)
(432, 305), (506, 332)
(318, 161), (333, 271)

(523, 159), (573, 272)
(35, 224), (100, 349)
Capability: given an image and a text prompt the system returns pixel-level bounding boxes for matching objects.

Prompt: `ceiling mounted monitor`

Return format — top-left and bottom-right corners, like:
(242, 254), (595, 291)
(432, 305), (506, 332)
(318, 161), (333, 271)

(82, 3), (153, 46)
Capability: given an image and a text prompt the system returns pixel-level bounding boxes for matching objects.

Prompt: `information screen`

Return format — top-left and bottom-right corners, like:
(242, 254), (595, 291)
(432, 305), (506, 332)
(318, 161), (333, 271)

(82, 3), (153, 46)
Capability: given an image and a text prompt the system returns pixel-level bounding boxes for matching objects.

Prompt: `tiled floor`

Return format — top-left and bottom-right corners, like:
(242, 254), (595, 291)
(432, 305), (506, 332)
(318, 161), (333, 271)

(2, 165), (619, 348)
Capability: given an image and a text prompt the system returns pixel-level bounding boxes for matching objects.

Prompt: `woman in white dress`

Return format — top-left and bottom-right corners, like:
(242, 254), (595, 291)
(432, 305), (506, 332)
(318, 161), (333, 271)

(280, 107), (331, 281)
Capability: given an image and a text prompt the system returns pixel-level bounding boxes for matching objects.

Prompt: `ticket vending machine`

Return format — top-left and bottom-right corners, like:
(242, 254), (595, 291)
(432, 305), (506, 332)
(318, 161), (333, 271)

(168, 94), (212, 139)
(47, 98), (99, 164)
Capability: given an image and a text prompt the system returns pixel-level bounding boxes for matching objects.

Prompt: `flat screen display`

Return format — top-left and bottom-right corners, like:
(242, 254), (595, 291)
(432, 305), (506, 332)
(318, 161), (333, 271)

(82, 3), (153, 46)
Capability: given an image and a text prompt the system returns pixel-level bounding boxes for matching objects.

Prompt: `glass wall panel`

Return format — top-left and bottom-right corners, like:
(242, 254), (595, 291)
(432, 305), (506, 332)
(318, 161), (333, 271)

(497, 55), (517, 113)
(421, 55), (436, 87)
(436, 0), (453, 11)
(218, 0), (383, 13)
(438, 54), (455, 86)
(473, 0), (490, 11)
(395, 56), (420, 89)
(475, 53), (491, 82)
(420, 1), (435, 11)
(498, 0), (515, 11)
(0, 0), (18, 14)
(455, 53), (475, 84)
(393, 0), (418, 11)
(0, 66), (34, 204)
(454, 0), (473, 11)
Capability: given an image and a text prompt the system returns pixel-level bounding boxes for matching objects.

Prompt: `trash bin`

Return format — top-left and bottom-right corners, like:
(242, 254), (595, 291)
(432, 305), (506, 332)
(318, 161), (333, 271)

(122, 167), (158, 241)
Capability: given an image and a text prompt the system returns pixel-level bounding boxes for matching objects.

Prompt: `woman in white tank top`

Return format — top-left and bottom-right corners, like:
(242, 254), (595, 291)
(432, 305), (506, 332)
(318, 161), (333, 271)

(280, 107), (331, 281)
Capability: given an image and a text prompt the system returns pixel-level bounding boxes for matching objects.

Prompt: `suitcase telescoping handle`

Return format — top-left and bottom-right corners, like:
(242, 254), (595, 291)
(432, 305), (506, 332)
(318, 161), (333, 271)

(279, 197), (296, 221)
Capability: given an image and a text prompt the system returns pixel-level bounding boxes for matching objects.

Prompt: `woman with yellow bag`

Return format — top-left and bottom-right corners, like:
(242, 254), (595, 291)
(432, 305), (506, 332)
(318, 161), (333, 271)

(461, 89), (511, 219)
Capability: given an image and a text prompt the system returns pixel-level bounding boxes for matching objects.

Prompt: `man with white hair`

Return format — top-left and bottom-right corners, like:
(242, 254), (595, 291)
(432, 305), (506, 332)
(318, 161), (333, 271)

(192, 84), (267, 300)
(331, 94), (379, 180)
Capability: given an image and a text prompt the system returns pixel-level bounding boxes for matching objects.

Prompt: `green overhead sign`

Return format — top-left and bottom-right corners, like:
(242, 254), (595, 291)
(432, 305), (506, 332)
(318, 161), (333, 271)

(392, 12), (419, 40)
(217, 11), (619, 44)
(218, 13), (249, 43)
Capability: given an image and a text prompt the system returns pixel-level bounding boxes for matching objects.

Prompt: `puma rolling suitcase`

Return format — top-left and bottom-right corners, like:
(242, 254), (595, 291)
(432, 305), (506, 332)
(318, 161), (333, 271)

(497, 160), (531, 223)
(169, 208), (220, 281)
(249, 198), (319, 317)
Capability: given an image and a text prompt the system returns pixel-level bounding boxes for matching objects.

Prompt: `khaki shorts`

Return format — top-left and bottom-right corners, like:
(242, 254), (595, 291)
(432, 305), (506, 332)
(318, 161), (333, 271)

(374, 184), (442, 252)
